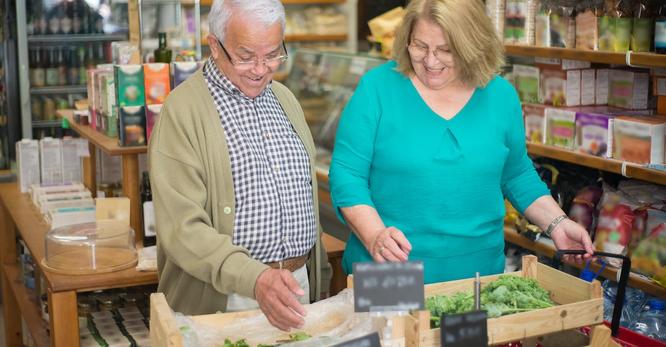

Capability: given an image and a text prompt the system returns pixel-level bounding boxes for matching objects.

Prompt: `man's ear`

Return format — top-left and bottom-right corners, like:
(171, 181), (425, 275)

(207, 34), (221, 60)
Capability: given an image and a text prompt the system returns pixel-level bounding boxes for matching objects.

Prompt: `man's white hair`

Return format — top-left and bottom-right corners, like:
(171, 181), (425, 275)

(209, 0), (286, 43)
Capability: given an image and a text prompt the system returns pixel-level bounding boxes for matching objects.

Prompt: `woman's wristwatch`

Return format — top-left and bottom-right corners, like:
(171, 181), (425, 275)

(544, 214), (568, 238)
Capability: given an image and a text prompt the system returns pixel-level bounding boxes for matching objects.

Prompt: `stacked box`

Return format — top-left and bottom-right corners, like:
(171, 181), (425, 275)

(119, 106), (146, 146)
(145, 104), (162, 143)
(544, 107), (576, 149)
(513, 64), (539, 104)
(595, 69), (610, 105)
(580, 69), (596, 106)
(16, 139), (40, 193)
(61, 138), (83, 184)
(608, 70), (649, 110)
(522, 103), (546, 143)
(39, 137), (64, 186)
(613, 116), (666, 165)
(172, 61), (199, 87)
(540, 68), (568, 106)
(575, 111), (614, 158)
(114, 65), (145, 107)
(144, 63), (170, 105)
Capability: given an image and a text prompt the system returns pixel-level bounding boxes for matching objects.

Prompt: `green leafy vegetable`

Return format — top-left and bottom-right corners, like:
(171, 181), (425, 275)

(425, 275), (555, 327)
(222, 331), (311, 347)
(222, 338), (250, 347)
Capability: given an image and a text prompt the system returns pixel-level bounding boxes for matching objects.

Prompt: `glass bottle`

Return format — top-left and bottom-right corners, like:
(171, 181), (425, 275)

(48, 5), (62, 35)
(45, 48), (59, 86)
(34, 0), (47, 35)
(154, 32), (172, 63)
(60, 1), (72, 35)
(78, 47), (87, 85)
(68, 48), (79, 86)
(141, 171), (156, 247)
(57, 48), (67, 86)
(81, 1), (90, 35)
(72, 0), (82, 34)
(33, 48), (46, 87)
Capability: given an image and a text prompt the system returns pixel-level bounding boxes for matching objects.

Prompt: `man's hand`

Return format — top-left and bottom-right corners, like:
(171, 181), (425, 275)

(255, 269), (306, 331)
(551, 218), (595, 263)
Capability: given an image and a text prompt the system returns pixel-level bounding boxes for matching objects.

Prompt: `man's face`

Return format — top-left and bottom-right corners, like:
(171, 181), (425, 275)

(208, 15), (284, 99)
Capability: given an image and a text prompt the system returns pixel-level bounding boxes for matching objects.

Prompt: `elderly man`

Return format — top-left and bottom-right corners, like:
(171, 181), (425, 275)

(149, 0), (331, 331)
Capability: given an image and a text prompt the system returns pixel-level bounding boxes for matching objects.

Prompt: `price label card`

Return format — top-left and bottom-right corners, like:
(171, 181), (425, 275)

(440, 311), (488, 347)
(352, 261), (424, 312)
(332, 332), (381, 347)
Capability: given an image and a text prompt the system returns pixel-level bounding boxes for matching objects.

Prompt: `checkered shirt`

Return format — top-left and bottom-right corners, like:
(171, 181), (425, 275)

(203, 59), (316, 263)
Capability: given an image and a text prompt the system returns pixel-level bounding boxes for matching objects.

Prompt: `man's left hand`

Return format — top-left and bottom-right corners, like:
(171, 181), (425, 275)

(550, 218), (595, 263)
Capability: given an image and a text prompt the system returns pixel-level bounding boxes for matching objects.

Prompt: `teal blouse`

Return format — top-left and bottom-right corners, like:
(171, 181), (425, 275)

(329, 61), (549, 284)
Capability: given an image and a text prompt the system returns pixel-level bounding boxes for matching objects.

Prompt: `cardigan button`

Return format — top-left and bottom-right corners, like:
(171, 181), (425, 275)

(223, 207), (232, 214)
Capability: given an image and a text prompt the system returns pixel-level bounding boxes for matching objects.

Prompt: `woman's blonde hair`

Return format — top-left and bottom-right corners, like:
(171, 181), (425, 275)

(393, 0), (504, 87)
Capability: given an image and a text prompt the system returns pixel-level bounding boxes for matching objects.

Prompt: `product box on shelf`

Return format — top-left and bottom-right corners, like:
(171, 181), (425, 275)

(574, 111), (614, 158)
(16, 139), (40, 193)
(540, 67), (580, 107)
(613, 116), (666, 165)
(38, 191), (93, 214)
(106, 106), (119, 139)
(513, 64), (540, 104)
(87, 69), (99, 130)
(595, 69), (610, 105)
(47, 206), (96, 229)
(143, 63), (171, 105)
(608, 69), (649, 110)
(575, 9), (599, 51)
(522, 103), (546, 143)
(119, 106), (146, 147)
(115, 65), (145, 107)
(581, 69), (596, 106)
(61, 138), (83, 184)
(39, 137), (64, 186)
(561, 59), (591, 70)
(172, 61), (199, 88)
(100, 72), (116, 118)
(30, 183), (87, 206)
(544, 107), (576, 149)
(503, 0), (535, 45)
(145, 104), (162, 143)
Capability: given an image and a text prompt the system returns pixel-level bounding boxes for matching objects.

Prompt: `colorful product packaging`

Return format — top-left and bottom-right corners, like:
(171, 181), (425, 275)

(119, 106), (146, 147)
(106, 106), (119, 139)
(522, 103), (546, 143)
(172, 61), (199, 87)
(575, 9), (599, 51)
(540, 68), (567, 106)
(143, 63), (170, 105)
(513, 64), (540, 104)
(544, 107), (576, 149)
(16, 139), (40, 193)
(613, 116), (666, 165)
(61, 137), (83, 184)
(574, 111), (614, 158)
(608, 70), (649, 110)
(145, 104), (162, 143)
(114, 65), (145, 107)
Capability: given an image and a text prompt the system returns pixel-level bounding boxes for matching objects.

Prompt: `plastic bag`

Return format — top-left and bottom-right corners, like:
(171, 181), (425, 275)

(631, 209), (666, 287)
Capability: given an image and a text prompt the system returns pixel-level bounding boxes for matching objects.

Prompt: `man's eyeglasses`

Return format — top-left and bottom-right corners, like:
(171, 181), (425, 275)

(217, 39), (288, 70)
(407, 42), (453, 65)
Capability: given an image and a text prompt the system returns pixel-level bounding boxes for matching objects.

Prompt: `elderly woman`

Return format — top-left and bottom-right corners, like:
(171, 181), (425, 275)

(329, 0), (593, 283)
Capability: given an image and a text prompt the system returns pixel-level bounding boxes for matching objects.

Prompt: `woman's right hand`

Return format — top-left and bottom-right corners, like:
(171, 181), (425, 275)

(370, 226), (412, 262)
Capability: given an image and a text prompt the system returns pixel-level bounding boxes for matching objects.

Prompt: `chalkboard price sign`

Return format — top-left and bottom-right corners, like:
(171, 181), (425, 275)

(440, 310), (488, 347)
(331, 332), (382, 347)
(352, 261), (424, 312)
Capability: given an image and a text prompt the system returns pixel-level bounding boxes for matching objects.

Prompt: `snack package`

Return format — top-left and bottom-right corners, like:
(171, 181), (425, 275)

(568, 185), (603, 234)
(367, 7), (405, 59)
(631, 209), (666, 287)
(594, 185), (635, 265)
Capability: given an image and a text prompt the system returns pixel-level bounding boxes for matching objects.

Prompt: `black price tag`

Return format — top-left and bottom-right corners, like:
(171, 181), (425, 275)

(352, 261), (424, 312)
(440, 310), (488, 347)
(332, 332), (382, 347)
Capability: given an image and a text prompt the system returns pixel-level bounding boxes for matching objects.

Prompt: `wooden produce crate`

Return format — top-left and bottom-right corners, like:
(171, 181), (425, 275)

(402, 255), (604, 346)
(150, 291), (408, 347)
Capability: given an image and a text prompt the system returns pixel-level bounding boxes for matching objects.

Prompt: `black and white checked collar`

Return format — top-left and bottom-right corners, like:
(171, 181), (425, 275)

(203, 58), (272, 100)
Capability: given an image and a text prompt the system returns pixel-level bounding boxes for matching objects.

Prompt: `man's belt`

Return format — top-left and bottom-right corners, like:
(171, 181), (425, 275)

(265, 254), (308, 272)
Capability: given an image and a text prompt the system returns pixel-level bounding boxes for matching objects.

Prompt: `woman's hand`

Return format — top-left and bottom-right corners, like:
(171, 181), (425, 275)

(551, 218), (595, 263)
(369, 227), (412, 262)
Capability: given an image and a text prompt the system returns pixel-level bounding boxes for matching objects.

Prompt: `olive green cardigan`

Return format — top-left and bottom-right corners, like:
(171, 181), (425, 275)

(149, 68), (331, 315)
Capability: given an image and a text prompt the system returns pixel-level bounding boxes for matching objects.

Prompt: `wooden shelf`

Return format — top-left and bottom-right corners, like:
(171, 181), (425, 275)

(195, 0), (345, 6)
(505, 45), (666, 67)
(56, 109), (147, 156)
(527, 143), (666, 185)
(504, 227), (666, 300)
(0, 183), (157, 293)
(2, 263), (50, 347)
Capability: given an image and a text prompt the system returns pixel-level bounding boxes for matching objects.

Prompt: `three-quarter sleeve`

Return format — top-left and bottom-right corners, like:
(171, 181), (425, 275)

(500, 90), (550, 213)
(329, 77), (381, 222)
